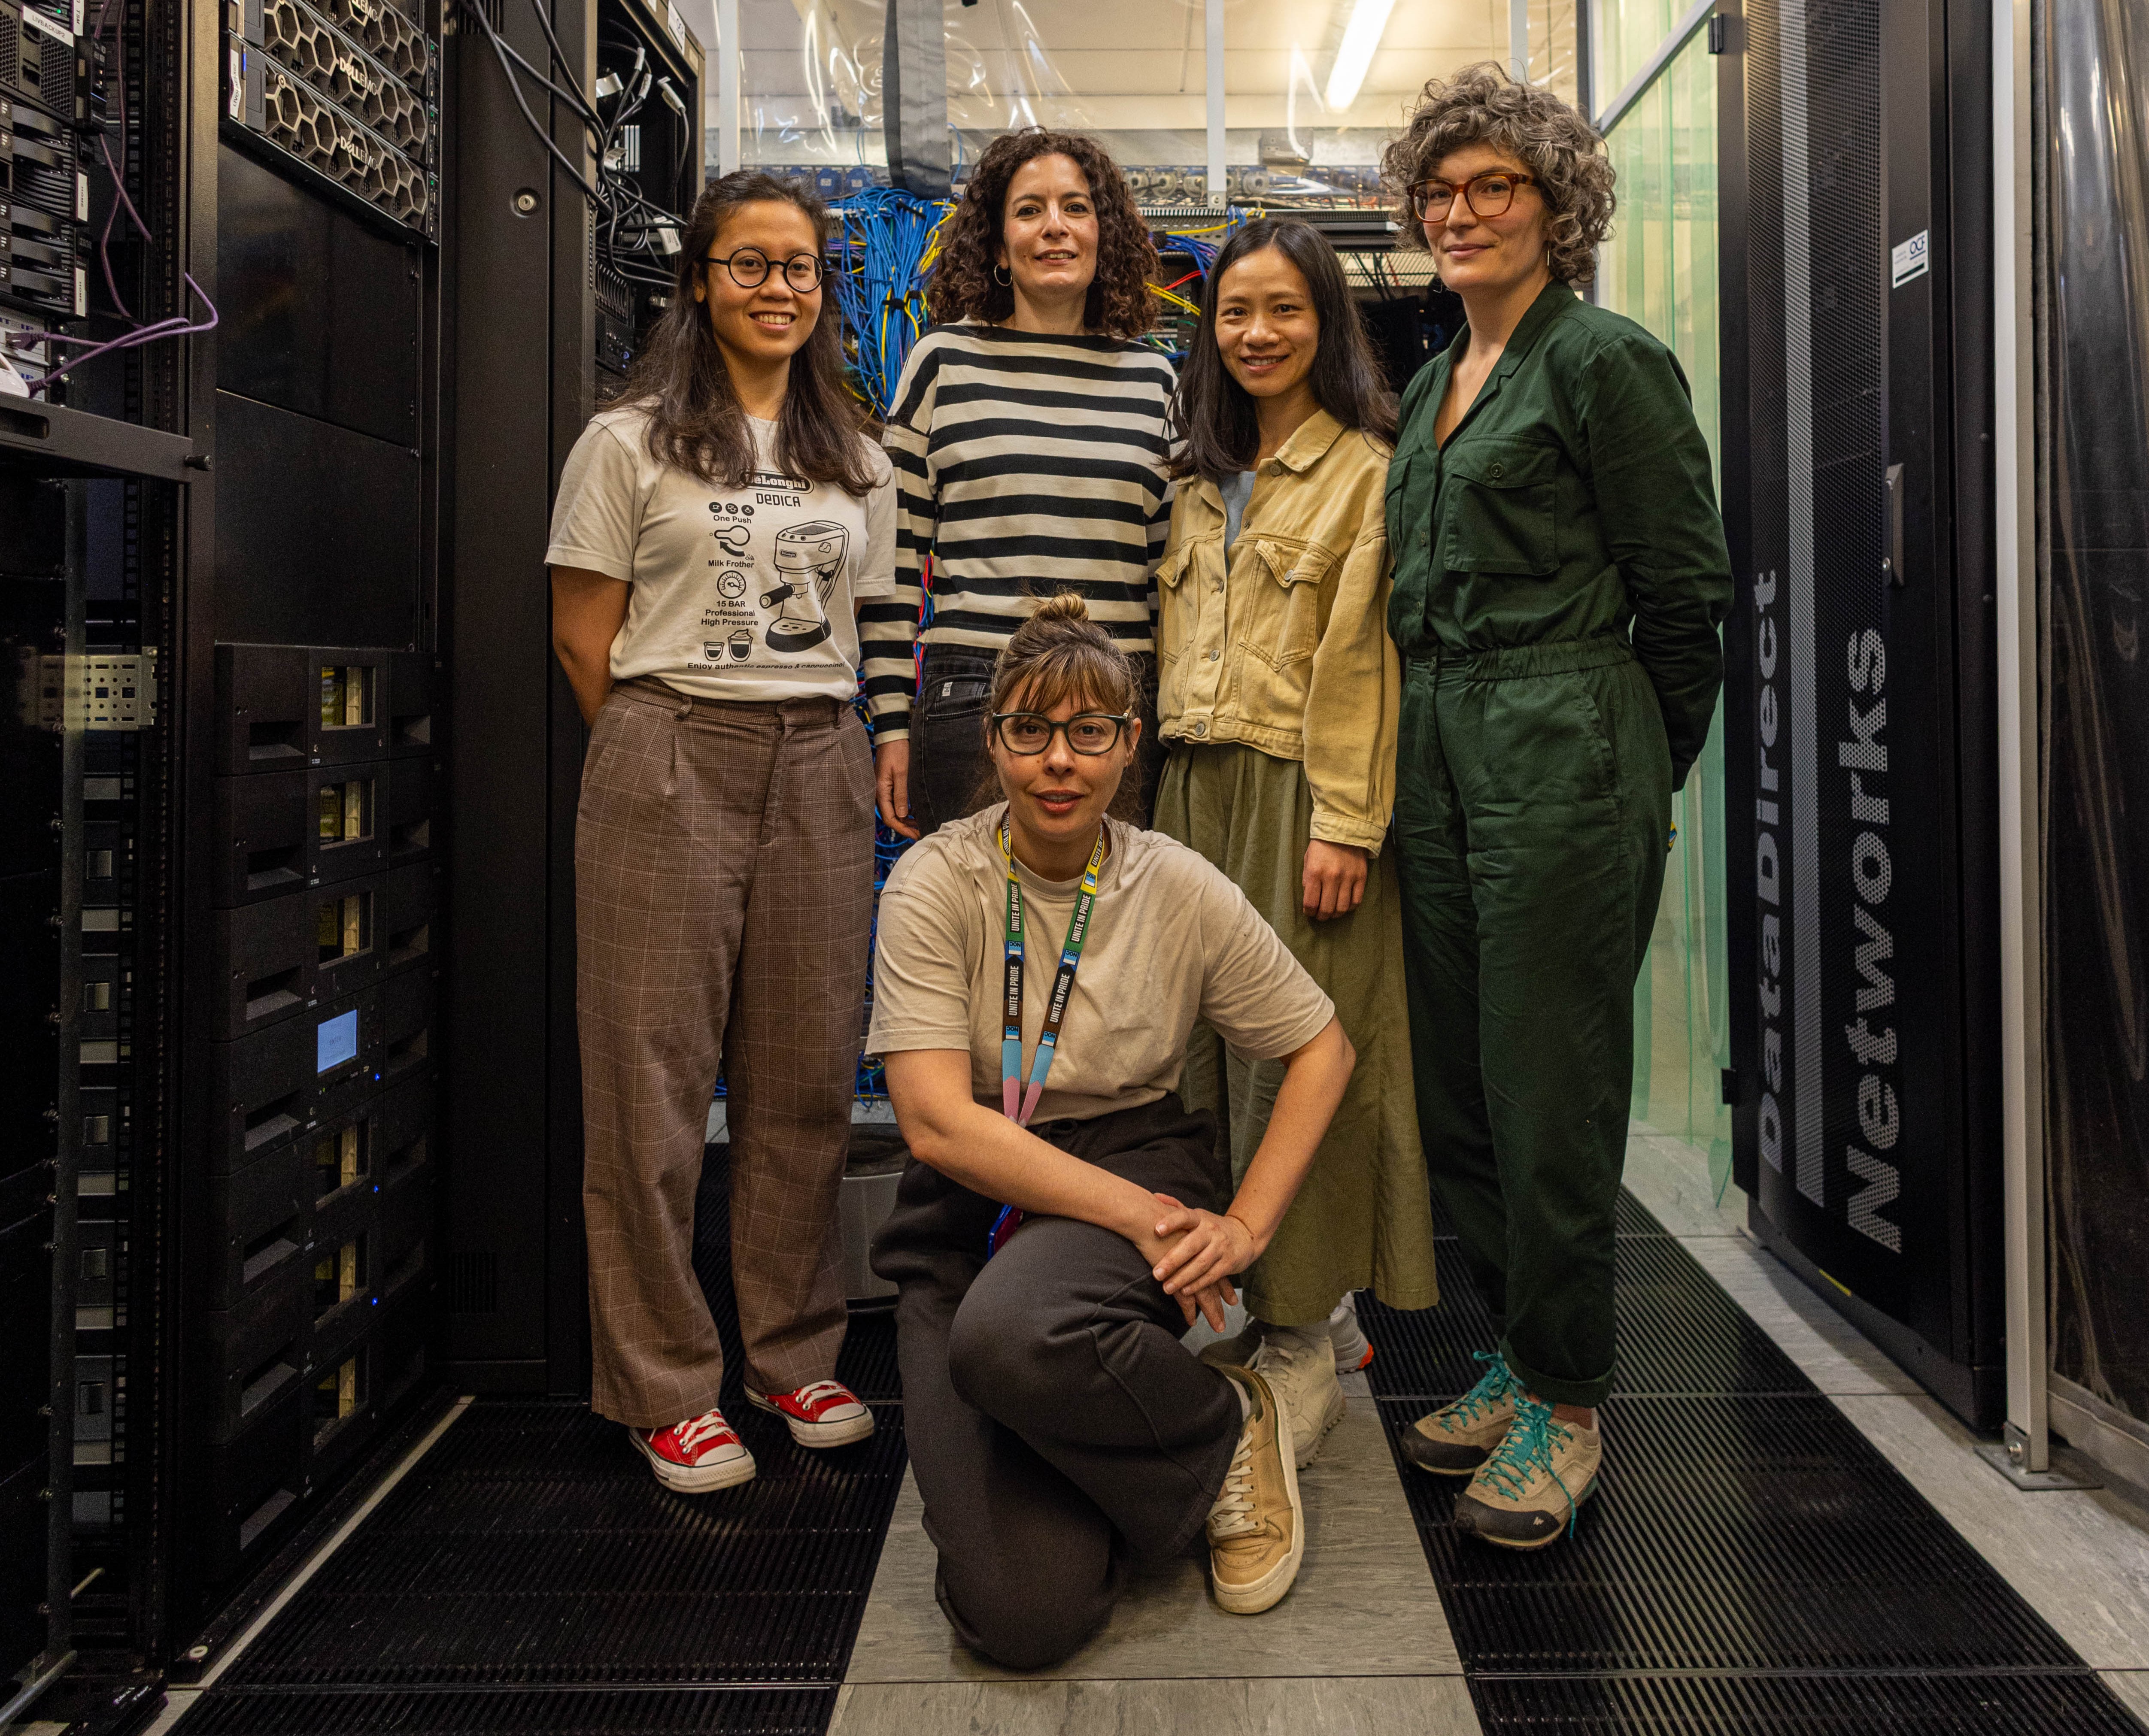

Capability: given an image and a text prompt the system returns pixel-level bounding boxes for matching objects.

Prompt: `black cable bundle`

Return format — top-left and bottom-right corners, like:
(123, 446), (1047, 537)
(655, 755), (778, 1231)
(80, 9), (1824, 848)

(458, 0), (689, 296)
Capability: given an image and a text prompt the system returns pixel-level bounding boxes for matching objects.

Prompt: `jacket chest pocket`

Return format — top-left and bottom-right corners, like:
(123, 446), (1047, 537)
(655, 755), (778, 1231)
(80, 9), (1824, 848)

(1441, 439), (1558, 576)
(1155, 538), (1218, 670)
(1239, 539), (1332, 673)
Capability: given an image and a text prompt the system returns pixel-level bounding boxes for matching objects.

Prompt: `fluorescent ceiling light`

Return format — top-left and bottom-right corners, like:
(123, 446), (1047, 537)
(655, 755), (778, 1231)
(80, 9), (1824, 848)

(1324, 0), (1397, 111)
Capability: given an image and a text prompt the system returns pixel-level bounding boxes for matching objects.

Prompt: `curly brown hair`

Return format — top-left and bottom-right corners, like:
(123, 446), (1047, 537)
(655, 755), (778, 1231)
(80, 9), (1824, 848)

(927, 130), (1159, 339)
(1380, 61), (1615, 287)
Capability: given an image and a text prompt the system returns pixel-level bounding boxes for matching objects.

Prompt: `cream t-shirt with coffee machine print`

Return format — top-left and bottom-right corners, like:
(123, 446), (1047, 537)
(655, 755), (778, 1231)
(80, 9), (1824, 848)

(546, 404), (897, 703)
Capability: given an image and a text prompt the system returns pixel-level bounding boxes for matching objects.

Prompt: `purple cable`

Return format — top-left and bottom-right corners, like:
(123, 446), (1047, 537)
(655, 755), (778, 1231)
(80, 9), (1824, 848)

(29, 272), (219, 396)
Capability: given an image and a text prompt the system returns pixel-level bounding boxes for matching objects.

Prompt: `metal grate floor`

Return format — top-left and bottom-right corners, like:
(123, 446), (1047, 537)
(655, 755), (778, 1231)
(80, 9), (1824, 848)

(179, 1687), (836, 1733)
(1366, 1189), (2146, 1731)
(179, 1146), (906, 1734)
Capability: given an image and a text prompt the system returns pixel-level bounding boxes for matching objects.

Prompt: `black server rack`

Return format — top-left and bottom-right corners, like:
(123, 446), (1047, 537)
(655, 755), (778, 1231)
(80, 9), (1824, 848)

(1719, 0), (2002, 1425)
(441, 0), (698, 1394)
(178, 646), (437, 1608)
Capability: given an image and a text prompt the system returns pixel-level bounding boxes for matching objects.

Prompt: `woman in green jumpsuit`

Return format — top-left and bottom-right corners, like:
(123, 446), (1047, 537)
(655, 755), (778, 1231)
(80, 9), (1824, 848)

(1379, 64), (1733, 1548)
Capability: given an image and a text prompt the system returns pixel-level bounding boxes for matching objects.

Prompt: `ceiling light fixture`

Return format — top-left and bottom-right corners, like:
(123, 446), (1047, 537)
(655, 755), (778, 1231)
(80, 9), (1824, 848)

(1324, 0), (1397, 112)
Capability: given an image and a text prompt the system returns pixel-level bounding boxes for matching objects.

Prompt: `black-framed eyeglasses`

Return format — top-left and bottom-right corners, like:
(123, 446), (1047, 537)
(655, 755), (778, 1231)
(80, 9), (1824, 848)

(704, 248), (826, 291)
(990, 711), (1132, 756)
(1408, 170), (1539, 221)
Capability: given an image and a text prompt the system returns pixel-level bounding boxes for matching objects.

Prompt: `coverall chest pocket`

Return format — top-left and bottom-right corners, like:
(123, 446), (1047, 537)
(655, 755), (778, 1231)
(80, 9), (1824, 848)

(1441, 439), (1558, 576)
(1239, 539), (1331, 673)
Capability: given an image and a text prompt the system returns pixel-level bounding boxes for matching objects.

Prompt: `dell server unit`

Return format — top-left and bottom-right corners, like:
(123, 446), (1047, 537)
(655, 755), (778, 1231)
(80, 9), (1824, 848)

(0, 91), (86, 318)
(221, 0), (437, 240)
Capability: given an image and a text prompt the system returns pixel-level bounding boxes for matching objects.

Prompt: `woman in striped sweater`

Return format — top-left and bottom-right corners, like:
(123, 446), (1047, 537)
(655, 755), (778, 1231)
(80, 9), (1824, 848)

(864, 128), (1175, 835)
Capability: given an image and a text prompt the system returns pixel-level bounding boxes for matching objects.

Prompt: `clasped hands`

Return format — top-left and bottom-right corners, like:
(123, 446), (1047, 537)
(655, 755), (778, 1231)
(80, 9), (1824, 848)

(1135, 1192), (1258, 1332)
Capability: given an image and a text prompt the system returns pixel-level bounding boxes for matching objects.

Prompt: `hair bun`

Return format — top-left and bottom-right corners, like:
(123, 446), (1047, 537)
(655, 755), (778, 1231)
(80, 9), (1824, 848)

(1031, 591), (1093, 625)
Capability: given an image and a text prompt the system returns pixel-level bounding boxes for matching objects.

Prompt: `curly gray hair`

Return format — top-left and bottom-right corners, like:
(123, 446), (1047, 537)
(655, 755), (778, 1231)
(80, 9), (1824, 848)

(1381, 61), (1615, 286)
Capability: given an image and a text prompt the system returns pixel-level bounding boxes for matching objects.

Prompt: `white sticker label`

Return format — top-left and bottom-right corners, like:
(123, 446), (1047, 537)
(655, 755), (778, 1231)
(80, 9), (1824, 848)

(77, 169), (88, 221)
(666, 1), (683, 43)
(73, 0), (83, 35)
(74, 264), (86, 317)
(20, 7), (70, 46)
(1890, 229), (1929, 289)
(229, 45), (245, 118)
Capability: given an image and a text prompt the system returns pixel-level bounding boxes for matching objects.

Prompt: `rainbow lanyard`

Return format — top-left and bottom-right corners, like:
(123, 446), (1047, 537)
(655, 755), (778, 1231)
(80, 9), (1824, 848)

(987, 822), (1105, 1259)
(998, 823), (1106, 1124)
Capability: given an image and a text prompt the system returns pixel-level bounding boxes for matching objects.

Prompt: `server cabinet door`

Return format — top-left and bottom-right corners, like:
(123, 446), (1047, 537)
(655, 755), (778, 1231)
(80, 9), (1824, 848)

(1722, 0), (2000, 1422)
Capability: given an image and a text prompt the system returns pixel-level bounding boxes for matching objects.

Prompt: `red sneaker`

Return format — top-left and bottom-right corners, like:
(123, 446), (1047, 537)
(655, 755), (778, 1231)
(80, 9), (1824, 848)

(746, 1378), (875, 1448)
(629, 1406), (756, 1492)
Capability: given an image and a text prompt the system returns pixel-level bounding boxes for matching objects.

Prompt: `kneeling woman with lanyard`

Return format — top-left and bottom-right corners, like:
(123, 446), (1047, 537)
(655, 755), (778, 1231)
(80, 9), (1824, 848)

(866, 594), (1357, 1669)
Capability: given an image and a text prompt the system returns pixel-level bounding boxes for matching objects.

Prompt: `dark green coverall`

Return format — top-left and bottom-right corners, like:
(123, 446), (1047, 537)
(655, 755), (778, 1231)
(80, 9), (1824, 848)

(1385, 280), (1733, 1408)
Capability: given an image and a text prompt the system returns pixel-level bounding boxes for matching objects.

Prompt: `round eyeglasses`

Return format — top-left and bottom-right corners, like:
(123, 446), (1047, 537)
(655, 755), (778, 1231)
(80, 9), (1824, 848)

(1408, 170), (1539, 222)
(990, 711), (1132, 757)
(704, 249), (826, 291)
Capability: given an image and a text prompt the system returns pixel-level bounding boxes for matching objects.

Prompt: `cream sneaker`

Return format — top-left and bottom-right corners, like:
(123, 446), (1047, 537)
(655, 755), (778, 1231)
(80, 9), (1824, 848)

(1400, 1349), (1517, 1476)
(1206, 1367), (1305, 1614)
(1250, 1325), (1346, 1468)
(1451, 1391), (1601, 1549)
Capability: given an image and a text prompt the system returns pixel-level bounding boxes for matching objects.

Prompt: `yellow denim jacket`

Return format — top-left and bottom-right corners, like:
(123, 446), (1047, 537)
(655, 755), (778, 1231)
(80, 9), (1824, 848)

(1155, 410), (1399, 854)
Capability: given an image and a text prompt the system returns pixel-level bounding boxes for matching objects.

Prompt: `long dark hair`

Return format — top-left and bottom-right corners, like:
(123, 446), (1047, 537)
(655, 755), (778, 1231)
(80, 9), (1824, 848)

(1168, 218), (1398, 484)
(608, 172), (876, 495)
(927, 130), (1159, 340)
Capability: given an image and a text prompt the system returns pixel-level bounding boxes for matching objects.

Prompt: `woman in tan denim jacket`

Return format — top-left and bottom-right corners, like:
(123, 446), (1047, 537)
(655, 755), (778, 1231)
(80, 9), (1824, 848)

(1155, 218), (1439, 1469)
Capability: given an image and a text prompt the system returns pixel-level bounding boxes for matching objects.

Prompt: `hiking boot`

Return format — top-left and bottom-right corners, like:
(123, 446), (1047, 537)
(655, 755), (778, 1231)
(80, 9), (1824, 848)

(1400, 1349), (1518, 1476)
(1206, 1366), (1305, 1614)
(1250, 1326), (1345, 1468)
(746, 1379), (875, 1448)
(1198, 1296), (1376, 1378)
(1451, 1392), (1601, 1549)
(630, 1407), (756, 1493)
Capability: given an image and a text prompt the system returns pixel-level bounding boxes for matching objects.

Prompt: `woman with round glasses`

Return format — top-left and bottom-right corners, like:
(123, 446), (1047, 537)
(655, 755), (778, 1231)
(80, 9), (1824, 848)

(867, 593), (1357, 1666)
(1377, 65), (1732, 1548)
(547, 172), (893, 1495)
(862, 129), (1175, 839)
(1150, 217), (1439, 1469)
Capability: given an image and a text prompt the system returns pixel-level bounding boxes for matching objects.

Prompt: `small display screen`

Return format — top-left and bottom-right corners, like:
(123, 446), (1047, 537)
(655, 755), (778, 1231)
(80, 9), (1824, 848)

(316, 1008), (360, 1074)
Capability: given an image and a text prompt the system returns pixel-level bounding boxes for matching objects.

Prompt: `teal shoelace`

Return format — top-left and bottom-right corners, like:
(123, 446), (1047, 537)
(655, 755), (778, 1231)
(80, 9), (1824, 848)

(1475, 1392), (1582, 1536)
(1436, 1349), (1517, 1435)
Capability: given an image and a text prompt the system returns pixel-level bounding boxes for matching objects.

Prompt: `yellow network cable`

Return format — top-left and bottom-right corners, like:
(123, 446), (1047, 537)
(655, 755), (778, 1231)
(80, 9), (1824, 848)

(1148, 283), (1202, 315)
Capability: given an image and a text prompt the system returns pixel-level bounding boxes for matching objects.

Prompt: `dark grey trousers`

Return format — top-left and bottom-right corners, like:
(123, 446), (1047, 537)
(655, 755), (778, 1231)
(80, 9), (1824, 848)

(870, 1095), (1241, 1669)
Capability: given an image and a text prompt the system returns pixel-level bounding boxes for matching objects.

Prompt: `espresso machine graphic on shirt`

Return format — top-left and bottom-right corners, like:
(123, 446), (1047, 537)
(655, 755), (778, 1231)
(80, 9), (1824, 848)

(760, 521), (849, 653)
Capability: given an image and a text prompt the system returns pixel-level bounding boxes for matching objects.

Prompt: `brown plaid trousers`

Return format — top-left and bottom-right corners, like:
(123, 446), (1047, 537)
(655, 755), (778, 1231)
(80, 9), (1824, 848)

(575, 676), (873, 1428)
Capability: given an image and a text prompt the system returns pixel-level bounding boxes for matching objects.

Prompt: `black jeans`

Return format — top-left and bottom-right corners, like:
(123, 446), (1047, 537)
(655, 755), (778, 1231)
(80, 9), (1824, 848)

(908, 643), (1167, 835)
(869, 1095), (1239, 1669)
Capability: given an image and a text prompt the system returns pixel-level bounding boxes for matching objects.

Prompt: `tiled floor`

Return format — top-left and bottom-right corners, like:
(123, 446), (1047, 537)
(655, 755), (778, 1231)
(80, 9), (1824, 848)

(830, 1121), (2149, 1735)
(42, 1126), (2149, 1736)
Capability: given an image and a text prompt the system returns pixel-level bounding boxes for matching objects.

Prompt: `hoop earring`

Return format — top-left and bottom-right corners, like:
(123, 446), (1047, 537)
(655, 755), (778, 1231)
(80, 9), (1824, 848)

(992, 264), (1012, 287)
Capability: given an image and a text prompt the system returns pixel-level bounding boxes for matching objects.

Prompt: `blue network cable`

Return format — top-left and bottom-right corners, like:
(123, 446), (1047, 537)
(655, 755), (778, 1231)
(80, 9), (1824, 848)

(825, 186), (954, 419)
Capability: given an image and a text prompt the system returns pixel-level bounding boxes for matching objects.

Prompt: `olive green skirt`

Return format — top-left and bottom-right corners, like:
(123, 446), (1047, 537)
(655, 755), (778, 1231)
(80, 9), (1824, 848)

(1154, 742), (1439, 1325)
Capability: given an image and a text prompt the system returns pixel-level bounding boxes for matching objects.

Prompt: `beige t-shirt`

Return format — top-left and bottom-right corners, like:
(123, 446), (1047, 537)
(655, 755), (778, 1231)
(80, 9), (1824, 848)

(868, 807), (1336, 1122)
(545, 404), (896, 703)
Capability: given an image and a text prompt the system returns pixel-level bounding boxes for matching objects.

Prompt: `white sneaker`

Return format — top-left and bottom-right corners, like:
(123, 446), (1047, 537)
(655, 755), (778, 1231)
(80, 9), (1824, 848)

(1250, 1325), (1346, 1468)
(1197, 1294), (1376, 1378)
(1327, 1294), (1374, 1373)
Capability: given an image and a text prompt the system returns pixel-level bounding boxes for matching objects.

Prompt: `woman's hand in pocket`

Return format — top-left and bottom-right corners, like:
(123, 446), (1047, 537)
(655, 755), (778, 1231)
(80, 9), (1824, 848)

(876, 739), (920, 839)
(1302, 840), (1368, 920)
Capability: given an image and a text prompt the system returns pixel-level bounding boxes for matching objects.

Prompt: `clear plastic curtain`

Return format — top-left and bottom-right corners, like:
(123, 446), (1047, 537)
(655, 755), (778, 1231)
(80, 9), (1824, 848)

(1595, 15), (1733, 1193)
